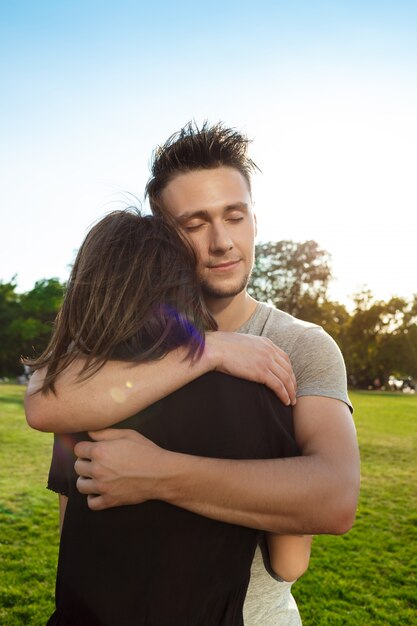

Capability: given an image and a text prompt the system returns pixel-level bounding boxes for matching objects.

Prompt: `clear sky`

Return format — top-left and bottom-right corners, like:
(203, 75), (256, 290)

(1, 0), (416, 306)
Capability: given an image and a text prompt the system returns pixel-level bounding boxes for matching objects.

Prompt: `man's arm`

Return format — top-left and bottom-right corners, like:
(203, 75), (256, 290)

(25, 332), (296, 433)
(74, 395), (360, 535)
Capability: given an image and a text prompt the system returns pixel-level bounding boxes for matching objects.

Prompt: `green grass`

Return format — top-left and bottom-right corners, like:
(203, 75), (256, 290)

(0, 385), (57, 625)
(1, 386), (416, 624)
(296, 391), (417, 625)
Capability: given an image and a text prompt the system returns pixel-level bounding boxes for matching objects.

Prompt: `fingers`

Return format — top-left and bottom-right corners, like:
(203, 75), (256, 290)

(74, 457), (93, 478)
(73, 429), (149, 512)
(215, 333), (298, 404)
(88, 428), (133, 441)
(255, 339), (297, 405)
(87, 494), (108, 511)
(76, 478), (120, 511)
(74, 440), (95, 460)
(271, 360), (297, 405)
(250, 362), (295, 406)
(267, 342), (297, 405)
(265, 365), (296, 406)
(74, 429), (138, 459)
(76, 478), (110, 510)
(76, 475), (98, 495)
(253, 364), (296, 405)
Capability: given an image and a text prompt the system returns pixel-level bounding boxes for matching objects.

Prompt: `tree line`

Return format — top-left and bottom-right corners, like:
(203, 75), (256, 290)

(1, 240), (416, 388)
(249, 241), (417, 388)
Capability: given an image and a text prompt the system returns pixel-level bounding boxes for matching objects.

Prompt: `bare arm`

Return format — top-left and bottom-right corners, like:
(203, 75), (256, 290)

(74, 396), (360, 534)
(266, 534), (312, 582)
(25, 332), (296, 433)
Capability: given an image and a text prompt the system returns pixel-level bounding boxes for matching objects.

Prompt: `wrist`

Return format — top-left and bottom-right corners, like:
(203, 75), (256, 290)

(204, 332), (224, 372)
(154, 449), (192, 504)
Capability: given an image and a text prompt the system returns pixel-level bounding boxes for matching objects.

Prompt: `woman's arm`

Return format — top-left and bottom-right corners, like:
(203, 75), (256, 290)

(59, 495), (68, 534)
(266, 533), (313, 582)
(25, 332), (296, 433)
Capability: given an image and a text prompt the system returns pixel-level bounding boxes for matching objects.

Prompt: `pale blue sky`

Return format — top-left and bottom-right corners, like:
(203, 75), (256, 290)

(1, 1), (417, 304)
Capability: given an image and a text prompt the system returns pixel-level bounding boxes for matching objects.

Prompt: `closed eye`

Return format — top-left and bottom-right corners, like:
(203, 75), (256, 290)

(183, 223), (205, 232)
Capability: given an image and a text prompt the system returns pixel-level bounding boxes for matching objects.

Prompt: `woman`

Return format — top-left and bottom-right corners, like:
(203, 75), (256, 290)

(29, 209), (310, 626)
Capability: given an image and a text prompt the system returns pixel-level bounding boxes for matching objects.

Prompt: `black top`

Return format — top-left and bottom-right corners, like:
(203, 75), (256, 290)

(47, 372), (299, 626)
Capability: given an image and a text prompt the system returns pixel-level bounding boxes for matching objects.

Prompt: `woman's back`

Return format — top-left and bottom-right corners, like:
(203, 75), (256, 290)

(48, 372), (298, 626)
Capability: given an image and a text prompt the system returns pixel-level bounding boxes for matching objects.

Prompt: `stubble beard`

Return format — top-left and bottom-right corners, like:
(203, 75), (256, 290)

(200, 271), (251, 300)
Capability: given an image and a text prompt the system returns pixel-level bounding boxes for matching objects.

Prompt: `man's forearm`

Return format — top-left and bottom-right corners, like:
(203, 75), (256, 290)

(159, 396), (359, 534)
(157, 452), (357, 535)
(75, 428), (358, 535)
(74, 397), (360, 532)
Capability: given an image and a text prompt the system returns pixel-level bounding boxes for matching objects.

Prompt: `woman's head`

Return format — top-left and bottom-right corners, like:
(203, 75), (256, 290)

(30, 209), (216, 393)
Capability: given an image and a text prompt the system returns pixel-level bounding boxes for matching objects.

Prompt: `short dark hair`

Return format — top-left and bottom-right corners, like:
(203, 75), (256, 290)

(27, 209), (216, 394)
(145, 121), (259, 215)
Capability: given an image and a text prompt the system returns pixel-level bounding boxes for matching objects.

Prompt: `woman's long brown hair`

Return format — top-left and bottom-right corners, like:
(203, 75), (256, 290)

(28, 209), (217, 394)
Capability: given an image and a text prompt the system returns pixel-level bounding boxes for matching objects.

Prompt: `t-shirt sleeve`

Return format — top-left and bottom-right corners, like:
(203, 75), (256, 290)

(47, 433), (77, 496)
(291, 326), (352, 411)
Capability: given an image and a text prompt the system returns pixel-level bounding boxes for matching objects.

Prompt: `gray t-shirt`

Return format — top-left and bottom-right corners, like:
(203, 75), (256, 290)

(239, 302), (351, 625)
(238, 302), (351, 409)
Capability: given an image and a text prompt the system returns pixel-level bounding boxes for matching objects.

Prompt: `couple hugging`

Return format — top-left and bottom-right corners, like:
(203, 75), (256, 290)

(25, 121), (360, 626)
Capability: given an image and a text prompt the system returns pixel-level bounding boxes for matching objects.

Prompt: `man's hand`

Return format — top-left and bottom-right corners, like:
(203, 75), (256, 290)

(74, 429), (170, 510)
(207, 332), (297, 406)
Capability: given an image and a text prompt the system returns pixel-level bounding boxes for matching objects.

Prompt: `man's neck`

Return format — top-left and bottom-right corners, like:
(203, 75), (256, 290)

(206, 291), (258, 331)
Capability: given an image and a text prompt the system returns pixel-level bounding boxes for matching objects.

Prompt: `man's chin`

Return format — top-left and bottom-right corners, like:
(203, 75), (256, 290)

(200, 277), (249, 300)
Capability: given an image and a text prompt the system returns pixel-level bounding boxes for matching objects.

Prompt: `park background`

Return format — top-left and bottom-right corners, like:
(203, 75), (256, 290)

(1, 1), (416, 624)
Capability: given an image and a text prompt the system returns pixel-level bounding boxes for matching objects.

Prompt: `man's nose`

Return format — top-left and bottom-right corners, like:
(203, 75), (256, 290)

(209, 224), (233, 254)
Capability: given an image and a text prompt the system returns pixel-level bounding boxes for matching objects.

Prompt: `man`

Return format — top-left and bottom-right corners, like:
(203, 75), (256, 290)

(26, 122), (360, 624)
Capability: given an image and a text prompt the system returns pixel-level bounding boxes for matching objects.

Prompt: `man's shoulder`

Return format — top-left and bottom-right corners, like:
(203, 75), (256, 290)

(260, 303), (318, 330)
(239, 302), (351, 409)
(238, 302), (322, 352)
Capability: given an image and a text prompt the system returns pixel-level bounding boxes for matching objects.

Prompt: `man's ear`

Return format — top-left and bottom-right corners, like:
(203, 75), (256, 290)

(254, 212), (258, 237)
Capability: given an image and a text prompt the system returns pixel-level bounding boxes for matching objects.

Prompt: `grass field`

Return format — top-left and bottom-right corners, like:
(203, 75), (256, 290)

(0, 385), (416, 625)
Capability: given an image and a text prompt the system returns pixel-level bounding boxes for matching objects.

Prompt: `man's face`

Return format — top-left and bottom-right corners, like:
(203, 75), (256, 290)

(160, 167), (256, 301)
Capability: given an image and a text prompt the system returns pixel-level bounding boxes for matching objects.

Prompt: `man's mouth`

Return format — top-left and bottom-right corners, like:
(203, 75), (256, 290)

(207, 260), (241, 272)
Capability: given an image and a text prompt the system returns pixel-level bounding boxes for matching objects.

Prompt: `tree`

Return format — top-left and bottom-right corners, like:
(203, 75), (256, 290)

(248, 240), (332, 318)
(376, 294), (417, 382)
(0, 278), (65, 376)
(343, 290), (417, 387)
(17, 278), (65, 360)
(0, 278), (20, 376)
(248, 242), (417, 388)
(297, 297), (350, 348)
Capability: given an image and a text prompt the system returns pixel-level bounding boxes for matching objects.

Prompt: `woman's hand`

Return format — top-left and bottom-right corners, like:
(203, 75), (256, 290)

(205, 332), (297, 406)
